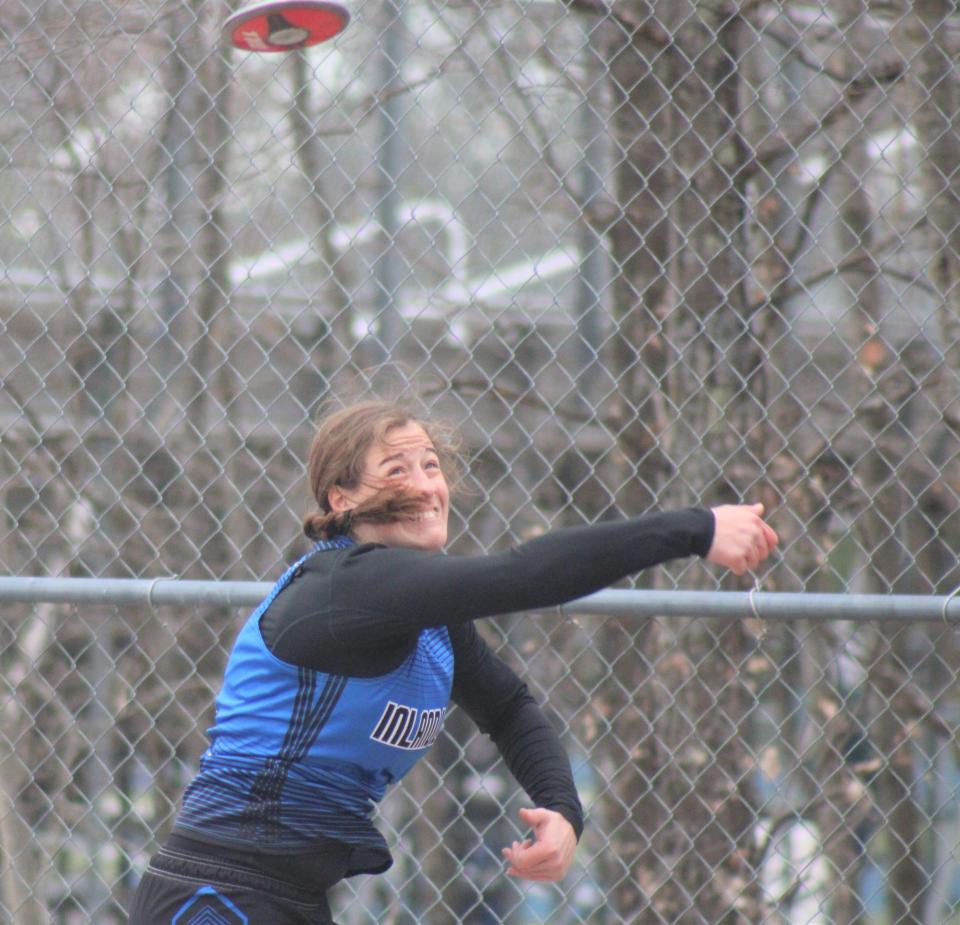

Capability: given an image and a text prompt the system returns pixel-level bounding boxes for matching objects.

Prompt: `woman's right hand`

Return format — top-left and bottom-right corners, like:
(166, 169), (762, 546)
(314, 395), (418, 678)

(707, 503), (779, 575)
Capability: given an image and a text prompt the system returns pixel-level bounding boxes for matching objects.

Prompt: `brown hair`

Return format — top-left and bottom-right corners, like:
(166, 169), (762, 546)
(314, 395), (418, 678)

(302, 399), (462, 541)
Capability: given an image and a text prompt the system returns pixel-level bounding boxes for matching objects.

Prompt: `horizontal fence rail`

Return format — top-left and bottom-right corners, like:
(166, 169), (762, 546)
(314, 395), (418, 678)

(1, 578), (959, 622)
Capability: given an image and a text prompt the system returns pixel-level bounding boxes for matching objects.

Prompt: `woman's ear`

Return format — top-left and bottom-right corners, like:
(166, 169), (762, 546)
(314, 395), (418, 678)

(327, 485), (351, 514)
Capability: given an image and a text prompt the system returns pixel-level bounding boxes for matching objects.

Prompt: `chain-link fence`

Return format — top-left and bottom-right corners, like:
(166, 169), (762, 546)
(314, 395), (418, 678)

(3, 0), (960, 921)
(6, 588), (960, 925)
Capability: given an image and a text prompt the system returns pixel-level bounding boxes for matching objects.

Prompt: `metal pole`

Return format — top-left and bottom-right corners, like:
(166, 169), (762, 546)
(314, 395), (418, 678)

(574, 20), (609, 394)
(0, 578), (958, 623)
(372, 0), (406, 357)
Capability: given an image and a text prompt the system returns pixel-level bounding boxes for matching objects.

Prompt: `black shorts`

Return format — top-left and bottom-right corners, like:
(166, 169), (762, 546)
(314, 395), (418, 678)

(127, 843), (337, 925)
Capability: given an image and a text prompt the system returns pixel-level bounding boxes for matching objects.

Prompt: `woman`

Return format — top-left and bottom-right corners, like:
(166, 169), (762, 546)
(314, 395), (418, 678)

(128, 399), (778, 924)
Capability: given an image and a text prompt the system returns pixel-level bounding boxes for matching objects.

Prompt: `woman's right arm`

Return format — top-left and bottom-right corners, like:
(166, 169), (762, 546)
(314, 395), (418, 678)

(268, 508), (713, 666)
(333, 507), (716, 630)
(265, 504), (776, 668)
(333, 503), (776, 630)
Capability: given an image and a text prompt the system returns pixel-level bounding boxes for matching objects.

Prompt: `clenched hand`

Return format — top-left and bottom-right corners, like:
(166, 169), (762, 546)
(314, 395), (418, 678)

(502, 807), (577, 883)
(707, 503), (779, 575)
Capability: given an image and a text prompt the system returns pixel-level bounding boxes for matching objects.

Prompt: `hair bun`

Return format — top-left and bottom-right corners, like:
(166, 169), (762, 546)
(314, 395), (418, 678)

(302, 511), (332, 541)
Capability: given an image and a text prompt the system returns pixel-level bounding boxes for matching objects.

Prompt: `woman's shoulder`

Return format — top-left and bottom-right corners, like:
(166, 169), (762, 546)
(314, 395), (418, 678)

(312, 540), (443, 572)
(296, 540), (385, 578)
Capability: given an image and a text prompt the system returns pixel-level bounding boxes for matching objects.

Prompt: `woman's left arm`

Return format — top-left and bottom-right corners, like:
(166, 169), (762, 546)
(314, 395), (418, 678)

(449, 622), (582, 882)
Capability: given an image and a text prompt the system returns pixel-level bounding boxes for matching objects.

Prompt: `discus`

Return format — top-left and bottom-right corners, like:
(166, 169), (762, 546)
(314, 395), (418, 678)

(225, 0), (350, 53)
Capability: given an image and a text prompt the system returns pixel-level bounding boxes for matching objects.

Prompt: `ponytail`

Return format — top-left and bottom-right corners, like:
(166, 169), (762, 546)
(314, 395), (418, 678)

(303, 489), (433, 542)
(303, 510), (345, 541)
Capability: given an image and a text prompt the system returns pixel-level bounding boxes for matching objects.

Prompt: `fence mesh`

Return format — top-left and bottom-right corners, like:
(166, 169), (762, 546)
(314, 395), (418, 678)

(3, 0), (960, 922)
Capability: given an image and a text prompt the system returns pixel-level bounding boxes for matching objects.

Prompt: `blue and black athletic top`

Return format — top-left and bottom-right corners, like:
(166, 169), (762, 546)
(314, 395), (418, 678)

(170, 508), (714, 886)
(176, 538), (456, 871)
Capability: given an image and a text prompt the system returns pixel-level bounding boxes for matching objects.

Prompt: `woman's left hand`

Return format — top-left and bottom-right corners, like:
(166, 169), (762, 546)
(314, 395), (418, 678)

(501, 807), (577, 882)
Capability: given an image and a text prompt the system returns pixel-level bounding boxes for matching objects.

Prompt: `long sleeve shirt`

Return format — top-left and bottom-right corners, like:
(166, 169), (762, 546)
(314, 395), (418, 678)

(169, 507), (714, 890)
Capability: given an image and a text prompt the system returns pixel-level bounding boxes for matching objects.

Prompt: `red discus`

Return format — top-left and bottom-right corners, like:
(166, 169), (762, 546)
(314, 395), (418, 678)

(224, 0), (350, 52)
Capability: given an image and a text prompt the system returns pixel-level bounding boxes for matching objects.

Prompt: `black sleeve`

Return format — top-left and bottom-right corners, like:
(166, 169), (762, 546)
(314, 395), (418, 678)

(332, 507), (714, 634)
(449, 622), (584, 840)
(266, 507), (713, 670)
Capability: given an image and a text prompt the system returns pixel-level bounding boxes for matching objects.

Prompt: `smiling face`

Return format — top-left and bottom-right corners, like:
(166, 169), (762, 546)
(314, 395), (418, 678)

(326, 421), (450, 551)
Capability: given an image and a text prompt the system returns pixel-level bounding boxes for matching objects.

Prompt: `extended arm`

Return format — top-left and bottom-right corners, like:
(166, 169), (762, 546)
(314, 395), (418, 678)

(336, 507), (715, 627)
(264, 504), (776, 668)
(335, 504), (777, 625)
(266, 507), (714, 666)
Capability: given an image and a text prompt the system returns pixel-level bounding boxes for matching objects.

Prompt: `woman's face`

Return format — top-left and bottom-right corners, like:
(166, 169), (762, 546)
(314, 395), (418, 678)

(327, 421), (450, 551)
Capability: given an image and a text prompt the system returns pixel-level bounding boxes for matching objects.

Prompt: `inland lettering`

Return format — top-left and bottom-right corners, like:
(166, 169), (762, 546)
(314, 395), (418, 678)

(370, 702), (446, 750)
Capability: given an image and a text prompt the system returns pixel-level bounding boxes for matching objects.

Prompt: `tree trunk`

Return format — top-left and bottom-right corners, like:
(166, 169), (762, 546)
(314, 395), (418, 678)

(600, 5), (763, 921)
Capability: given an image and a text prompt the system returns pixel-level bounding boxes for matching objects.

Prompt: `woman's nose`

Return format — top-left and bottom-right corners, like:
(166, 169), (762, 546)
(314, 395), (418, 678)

(408, 466), (434, 491)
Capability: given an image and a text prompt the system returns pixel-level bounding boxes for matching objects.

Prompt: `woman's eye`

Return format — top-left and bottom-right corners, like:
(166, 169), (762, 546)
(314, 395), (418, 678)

(388, 467), (406, 477)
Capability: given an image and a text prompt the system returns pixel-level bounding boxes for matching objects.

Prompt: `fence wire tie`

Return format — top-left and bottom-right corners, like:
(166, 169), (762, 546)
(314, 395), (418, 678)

(146, 577), (173, 610)
(942, 582), (960, 625)
(748, 579), (767, 643)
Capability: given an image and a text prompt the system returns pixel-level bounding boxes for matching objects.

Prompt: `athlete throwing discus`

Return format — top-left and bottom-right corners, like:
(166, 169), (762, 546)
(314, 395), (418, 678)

(127, 398), (779, 925)
(225, 0), (350, 52)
